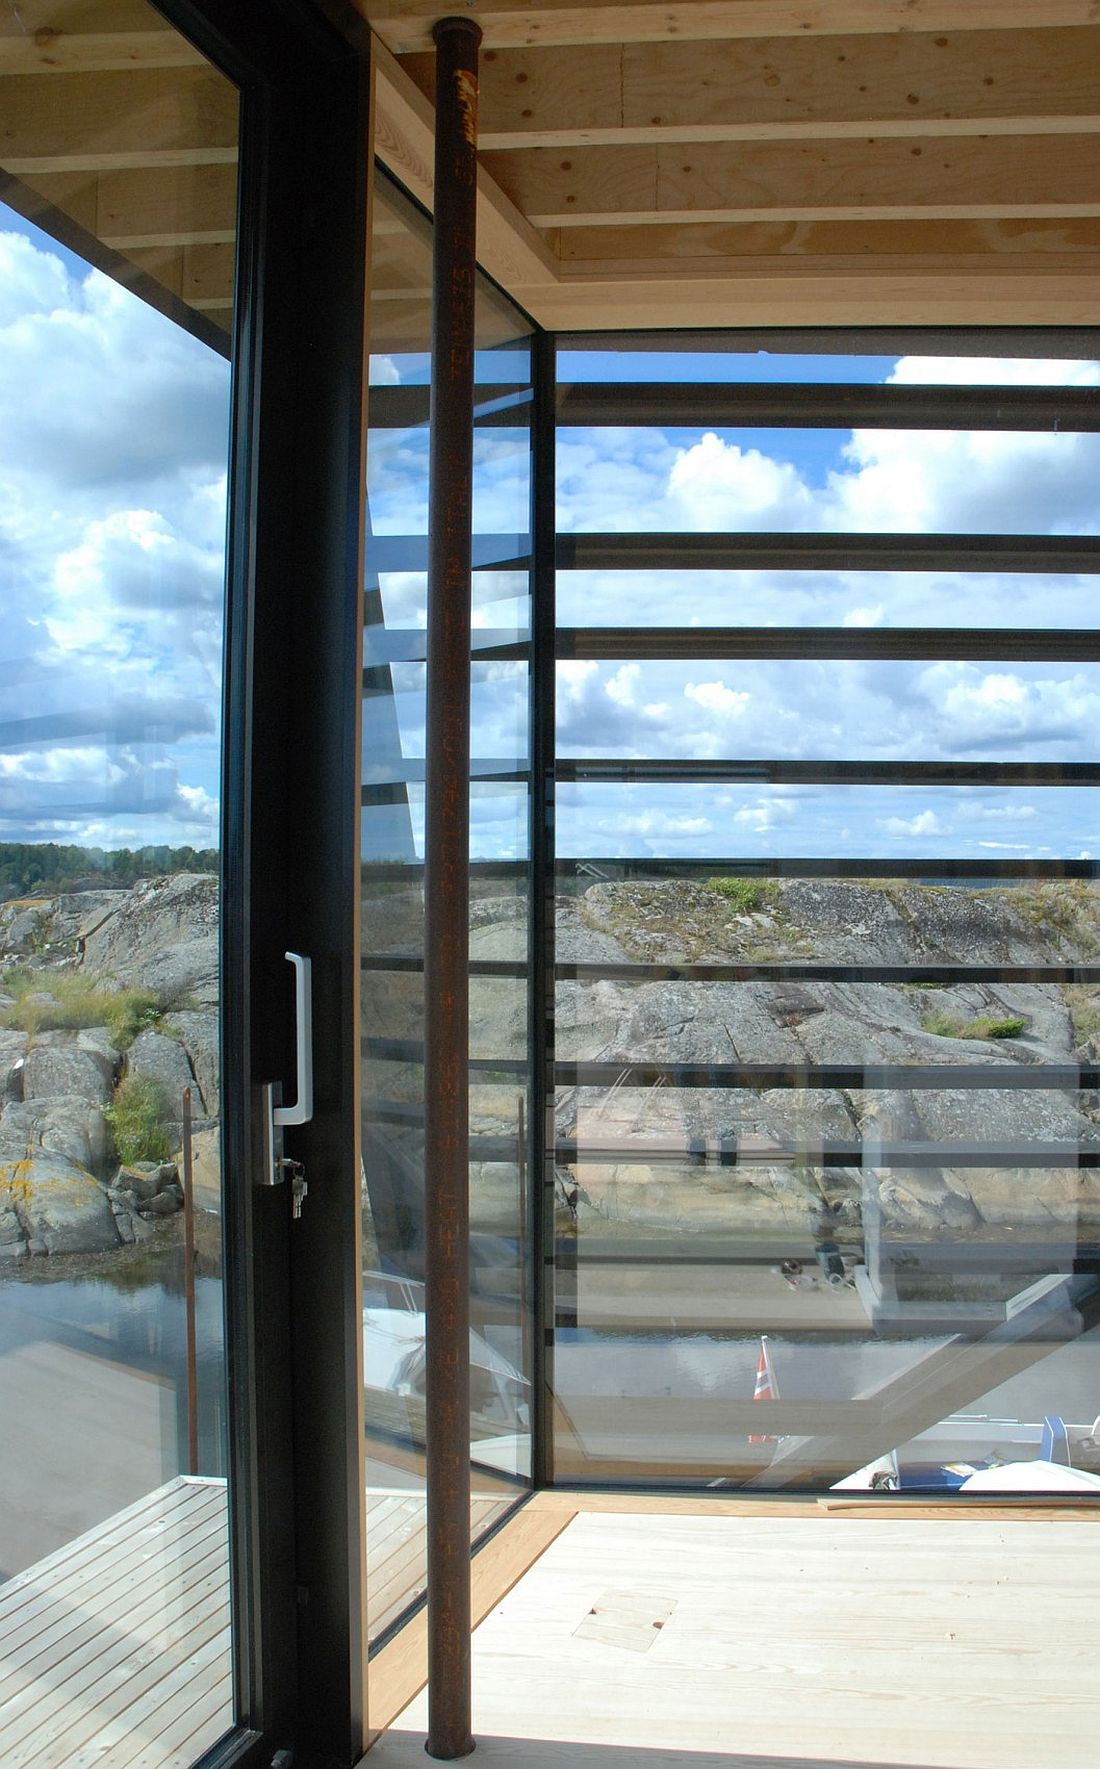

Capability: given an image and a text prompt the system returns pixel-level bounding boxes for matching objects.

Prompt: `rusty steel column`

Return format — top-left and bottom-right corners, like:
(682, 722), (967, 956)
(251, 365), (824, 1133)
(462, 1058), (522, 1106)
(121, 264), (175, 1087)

(424, 13), (481, 1761)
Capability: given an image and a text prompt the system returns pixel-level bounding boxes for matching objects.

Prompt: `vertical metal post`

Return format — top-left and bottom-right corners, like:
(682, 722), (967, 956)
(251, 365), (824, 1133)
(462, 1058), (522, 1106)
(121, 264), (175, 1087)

(424, 14), (481, 1761)
(181, 1085), (199, 1478)
(529, 329), (557, 1489)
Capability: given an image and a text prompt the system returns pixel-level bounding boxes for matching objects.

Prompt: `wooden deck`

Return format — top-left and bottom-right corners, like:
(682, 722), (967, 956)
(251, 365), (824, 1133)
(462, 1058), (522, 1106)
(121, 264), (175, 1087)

(367, 1500), (1100, 1769)
(0, 1474), (513, 1768)
(368, 1491), (516, 1640)
(0, 1477), (233, 1769)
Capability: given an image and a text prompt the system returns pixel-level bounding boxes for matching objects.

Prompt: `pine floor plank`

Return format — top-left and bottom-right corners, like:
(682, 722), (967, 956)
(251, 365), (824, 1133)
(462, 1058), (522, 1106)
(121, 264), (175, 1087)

(365, 1509), (1100, 1769)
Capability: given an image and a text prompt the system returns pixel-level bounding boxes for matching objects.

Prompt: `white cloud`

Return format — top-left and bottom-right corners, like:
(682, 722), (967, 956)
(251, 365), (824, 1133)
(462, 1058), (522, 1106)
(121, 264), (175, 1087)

(880, 810), (945, 837)
(667, 431), (815, 530)
(606, 664), (641, 706)
(888, 356), (1099, 389)
(684, 680), (750, 718)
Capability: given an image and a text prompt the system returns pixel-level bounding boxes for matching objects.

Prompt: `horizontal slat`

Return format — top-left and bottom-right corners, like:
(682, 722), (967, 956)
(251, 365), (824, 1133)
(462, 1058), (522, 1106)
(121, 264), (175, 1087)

(557, 627), (1100, 663)
(555, 324), (1100, 358)
(557, 758), (1100, 786)
(483, 134), (1100, 226)
(413, 28), (1100, 149)
(363, 1038), (527, 1073)
(556, 960), (1100, 985)
(370, 5), (1100, 56)
(555, 532), (1100, 572)
(367, 385), (533, 427)
(362, 952), (1100, 986)
(556, 380), (1100, 430)
(555, 1060), (1100, 1090)
(553, 856), (1100, 881)
(363, 631), (528, 667)
(368, 535), (532, 571)
(556, 1138), (1100, 1170)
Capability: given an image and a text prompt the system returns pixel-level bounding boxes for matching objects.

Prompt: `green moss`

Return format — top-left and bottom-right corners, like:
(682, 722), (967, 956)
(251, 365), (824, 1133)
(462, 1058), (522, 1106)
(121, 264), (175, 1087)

(104, 1075), (173, 1165)
(921, 1010), (1026, 1041)
(1064, 985), (1100, 1044)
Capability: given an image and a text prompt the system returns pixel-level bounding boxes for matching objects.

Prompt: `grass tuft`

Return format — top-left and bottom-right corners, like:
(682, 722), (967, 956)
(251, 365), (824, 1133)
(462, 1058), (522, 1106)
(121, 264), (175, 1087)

(104, 1074), (173, 1165)
(921, 1010), (1026, 1041)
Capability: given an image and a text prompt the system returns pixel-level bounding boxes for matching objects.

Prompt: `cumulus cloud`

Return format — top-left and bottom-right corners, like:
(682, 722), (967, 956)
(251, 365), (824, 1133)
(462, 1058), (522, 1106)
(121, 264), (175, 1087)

(0, 217), (229, 848)
(880, 810), (945, 838)
(684, 680), (750, 718)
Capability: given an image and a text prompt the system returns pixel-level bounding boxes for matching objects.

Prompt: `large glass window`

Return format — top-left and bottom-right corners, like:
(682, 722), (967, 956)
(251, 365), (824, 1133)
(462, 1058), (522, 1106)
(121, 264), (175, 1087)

(0, 5), (237, 1759)
(550, 339), (1100, 1495)
(360, 171), (536, 1643)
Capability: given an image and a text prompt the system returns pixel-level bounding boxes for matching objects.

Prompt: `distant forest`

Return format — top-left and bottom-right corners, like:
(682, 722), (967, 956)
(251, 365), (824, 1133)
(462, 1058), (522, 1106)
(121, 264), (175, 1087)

(0, 843), (218, 899)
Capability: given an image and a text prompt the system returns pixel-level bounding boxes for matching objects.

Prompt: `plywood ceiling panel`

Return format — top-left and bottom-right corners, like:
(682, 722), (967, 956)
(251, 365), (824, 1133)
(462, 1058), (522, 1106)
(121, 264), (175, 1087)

(363, 0), (1100, 328)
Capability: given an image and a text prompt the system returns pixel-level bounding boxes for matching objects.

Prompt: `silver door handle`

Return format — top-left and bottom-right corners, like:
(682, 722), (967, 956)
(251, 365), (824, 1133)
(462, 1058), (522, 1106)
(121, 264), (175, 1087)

(274, 951), (313, 1127)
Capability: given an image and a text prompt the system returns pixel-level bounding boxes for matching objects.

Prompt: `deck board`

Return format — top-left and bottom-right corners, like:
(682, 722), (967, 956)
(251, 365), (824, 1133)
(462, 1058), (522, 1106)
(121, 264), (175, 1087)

(0, 1474), (517, 1765)
(366, 1509), (1100, 1769)
(0, 1479), (232, 1769)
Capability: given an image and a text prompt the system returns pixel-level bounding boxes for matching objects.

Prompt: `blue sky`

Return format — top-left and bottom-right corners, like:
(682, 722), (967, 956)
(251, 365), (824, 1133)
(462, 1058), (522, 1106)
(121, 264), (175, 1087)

(369, 336), (1100, 864)
(0, 207), (230, 853)
(3, 204), (1098, 867)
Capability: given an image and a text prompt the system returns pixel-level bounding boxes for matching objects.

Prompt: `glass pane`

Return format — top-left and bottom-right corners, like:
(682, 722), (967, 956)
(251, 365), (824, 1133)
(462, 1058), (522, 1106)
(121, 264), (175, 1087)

(552, 340), (1100, 1499)
(555, 784), (1100, 860)
(556, 660), (1100, 764)
(360, 169), (534, 1645)
(0, 6), (236, 1759)
(557, 570), (1100, 631)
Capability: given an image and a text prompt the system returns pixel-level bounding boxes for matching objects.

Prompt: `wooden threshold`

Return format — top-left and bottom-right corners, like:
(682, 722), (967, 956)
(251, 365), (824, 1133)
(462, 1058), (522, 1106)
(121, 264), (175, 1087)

(529, 1487), (1100, 1521)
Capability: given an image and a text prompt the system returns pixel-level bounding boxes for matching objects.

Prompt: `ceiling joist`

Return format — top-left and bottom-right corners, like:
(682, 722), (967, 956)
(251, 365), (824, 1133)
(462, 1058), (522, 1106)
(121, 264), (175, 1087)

(401, 28), (1100, 149)
(360, 2), (1100, 55)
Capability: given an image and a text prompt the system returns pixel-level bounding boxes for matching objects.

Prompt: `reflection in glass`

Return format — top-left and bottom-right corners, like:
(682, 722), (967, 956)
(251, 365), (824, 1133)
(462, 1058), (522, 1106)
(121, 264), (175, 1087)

(360, 170), (535, 1643)
(552, 343), (1100, 1498)
(0, 5), (236, 1759)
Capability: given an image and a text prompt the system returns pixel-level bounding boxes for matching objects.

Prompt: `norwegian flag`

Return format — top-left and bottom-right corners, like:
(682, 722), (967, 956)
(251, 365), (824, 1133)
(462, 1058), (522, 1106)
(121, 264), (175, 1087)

(748, 1335), (779, 1444)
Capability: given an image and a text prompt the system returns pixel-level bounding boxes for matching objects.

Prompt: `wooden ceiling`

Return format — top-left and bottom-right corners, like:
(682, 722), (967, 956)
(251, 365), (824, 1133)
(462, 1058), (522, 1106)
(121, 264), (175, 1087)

(1, 3), (1098, 342)
(0, 0), (237, 348)
(364, 0), (1100, 330)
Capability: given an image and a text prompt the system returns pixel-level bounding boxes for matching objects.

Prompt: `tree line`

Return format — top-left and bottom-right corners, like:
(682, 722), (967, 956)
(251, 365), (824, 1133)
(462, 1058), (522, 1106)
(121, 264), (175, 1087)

(0, 843), (218, 898)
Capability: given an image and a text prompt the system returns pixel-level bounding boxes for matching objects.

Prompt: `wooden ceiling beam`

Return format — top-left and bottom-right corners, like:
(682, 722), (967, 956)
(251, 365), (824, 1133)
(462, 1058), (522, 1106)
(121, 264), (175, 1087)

(520, 267), (1100, 330)
(125, 239), (234, 306)
(361, 3), (1100, 56)
(0, 30), (202, 75)
(0, 1), (163, 36)
(482, 134), (1100, 226)
(18, 164), (237, 247)
(0, 65), (237, 174)
(372, 35), (558, 292)
(554, 216), (1100, 265)
(400, 27), (1100, 149)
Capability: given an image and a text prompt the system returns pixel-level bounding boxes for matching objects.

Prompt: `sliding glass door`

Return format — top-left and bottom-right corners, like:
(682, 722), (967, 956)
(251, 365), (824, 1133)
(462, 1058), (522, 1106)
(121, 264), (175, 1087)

(0, 5), (239, 1759)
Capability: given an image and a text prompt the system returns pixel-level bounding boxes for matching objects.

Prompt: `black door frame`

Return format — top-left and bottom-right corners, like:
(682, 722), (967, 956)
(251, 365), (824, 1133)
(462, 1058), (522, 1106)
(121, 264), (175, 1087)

(157, 2), (375, 1762)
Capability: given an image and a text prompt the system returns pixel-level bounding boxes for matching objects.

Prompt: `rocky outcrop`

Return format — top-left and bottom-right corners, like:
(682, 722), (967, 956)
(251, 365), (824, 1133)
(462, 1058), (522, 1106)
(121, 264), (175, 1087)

(81, 874), (218, 1005)
(0, 873), (218, 1255)
(0, 1151), (121, 1256)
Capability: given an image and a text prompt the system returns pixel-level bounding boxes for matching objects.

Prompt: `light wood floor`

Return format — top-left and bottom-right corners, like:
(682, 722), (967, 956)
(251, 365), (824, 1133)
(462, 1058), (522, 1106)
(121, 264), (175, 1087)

(366, 1505), (1100, 1769)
